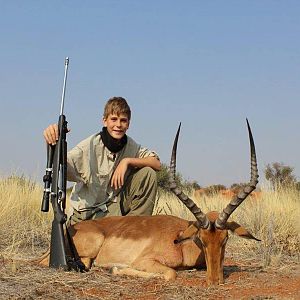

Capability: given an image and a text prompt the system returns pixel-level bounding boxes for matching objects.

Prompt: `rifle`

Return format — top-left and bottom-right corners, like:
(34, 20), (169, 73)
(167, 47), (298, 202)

(41, 57), (70, 269)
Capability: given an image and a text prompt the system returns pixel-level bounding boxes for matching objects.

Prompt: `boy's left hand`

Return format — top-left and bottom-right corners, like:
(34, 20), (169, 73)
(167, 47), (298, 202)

(111, 158), (130, 190)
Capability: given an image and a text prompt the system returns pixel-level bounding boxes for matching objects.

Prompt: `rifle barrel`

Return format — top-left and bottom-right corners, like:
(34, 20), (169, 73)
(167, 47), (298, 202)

(60, 57), (69, 115)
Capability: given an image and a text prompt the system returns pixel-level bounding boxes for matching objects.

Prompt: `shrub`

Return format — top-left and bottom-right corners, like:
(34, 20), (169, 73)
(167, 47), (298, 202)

(157, 163), (183, 192)
(264, 162), (296, 190)
(204, 184), (226, 196)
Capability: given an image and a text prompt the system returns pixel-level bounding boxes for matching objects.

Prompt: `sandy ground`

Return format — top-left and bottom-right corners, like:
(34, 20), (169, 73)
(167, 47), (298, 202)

(1, 252), (299, 300)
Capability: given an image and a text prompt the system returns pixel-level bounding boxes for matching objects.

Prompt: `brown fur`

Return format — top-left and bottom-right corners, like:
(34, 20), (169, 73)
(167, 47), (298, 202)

(38, 213), (258, 284)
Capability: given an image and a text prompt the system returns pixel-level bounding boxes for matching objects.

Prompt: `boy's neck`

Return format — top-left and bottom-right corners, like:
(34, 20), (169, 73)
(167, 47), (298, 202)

(100, 127), (127, 153)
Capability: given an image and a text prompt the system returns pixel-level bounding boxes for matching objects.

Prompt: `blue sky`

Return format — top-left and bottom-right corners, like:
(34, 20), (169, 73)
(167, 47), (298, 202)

(1, 1), (300, 187)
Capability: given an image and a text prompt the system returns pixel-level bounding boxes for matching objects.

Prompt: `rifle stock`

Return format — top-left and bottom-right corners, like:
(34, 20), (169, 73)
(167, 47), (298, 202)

(49, 113), (68, 268)
(49, 217), (68, 268)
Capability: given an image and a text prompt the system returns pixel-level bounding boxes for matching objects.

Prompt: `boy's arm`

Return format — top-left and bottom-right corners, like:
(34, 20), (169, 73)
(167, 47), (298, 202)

(124, 156), (161, 171)
(67, 147), (86, 183)
(110, 157), (161, 190)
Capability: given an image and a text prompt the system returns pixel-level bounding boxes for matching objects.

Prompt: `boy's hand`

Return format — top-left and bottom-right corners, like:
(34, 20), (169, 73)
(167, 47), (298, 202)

(43, 124), (59, 145)
(111, 158), (130, 190)
(43, 124), (70, 145)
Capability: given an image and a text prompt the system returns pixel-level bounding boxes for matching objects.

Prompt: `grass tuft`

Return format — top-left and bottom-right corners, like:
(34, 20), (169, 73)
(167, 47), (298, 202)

(0, 174), (52, 258)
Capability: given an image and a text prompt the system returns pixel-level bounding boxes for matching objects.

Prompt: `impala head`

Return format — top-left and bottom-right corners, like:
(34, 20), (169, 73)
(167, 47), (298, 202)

(170, 120), (260, 285)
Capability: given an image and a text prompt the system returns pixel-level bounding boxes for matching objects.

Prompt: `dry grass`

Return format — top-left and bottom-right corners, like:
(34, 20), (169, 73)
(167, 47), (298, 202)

(0, 175), (52, 258)
(1, 175), (299, 267)
(1, 175), (300, 299)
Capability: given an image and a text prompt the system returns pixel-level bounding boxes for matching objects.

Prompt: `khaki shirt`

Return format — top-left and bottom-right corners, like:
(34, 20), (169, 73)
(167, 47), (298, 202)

(67, 133), (159, 214)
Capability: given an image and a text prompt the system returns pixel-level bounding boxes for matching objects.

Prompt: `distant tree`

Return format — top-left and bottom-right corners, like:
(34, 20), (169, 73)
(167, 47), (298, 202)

(157, 163), (200, 194)
(205, 184), (226, 196)
(181, 180), (202, 194)
(231, 182), (262, 192)
(230, 182), (248, 193)
(157, 163), (183, 192)
(264, 162), (296, 190)
(190, 180), (201, 190)
(230, 182), (261, 193)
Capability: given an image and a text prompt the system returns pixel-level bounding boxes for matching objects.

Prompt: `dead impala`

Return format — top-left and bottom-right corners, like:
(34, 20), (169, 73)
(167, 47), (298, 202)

(40, 120), (260, 285)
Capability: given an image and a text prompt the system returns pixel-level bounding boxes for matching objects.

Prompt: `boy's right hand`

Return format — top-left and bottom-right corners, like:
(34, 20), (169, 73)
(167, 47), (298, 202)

(43, 124), (59, 145)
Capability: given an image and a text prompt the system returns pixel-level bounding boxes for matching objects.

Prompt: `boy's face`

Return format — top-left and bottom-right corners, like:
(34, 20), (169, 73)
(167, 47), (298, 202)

(103, 113), (130, 139)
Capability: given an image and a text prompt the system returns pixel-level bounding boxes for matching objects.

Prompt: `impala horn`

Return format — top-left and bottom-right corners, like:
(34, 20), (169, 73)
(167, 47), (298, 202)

(215, 119), (259, 229)
(169, 123), (210, 229)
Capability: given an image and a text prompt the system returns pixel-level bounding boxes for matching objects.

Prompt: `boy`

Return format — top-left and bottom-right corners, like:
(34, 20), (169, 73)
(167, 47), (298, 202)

(43, 97), (161, 224)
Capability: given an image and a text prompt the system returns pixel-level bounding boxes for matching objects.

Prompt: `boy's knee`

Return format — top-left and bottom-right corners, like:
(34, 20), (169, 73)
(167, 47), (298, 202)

(140, 167), (157, 184)
(126, 166), (158, 196)
(142, 166), (156, 176)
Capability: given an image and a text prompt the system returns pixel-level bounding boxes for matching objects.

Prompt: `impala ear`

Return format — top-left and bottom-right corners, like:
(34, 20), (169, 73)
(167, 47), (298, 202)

(174, 223), (198, 244)
(226, 221), (261, 241)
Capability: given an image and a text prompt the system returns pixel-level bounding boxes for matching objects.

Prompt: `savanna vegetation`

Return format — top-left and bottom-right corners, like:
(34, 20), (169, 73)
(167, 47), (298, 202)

(1, 164), (299, 267)
(0, 162), (299, 299)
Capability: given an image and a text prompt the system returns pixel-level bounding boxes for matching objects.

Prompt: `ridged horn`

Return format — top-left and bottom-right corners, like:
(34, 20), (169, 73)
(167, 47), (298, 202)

(215, 119), (259, 229)
(169, 123), (210, 229)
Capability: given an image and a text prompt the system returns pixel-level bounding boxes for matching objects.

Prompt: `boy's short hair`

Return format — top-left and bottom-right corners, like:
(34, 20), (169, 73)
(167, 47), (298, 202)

(103, 97), (131, 121)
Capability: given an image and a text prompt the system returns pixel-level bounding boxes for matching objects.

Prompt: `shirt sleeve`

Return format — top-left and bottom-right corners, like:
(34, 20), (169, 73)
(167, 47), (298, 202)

(67, 146), (86, 183)
(138, 146), (160, 161)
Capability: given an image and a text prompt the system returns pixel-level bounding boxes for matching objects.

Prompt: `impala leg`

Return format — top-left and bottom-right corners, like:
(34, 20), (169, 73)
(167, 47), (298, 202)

(110, 266), (162, 279)
(80, 257), (93, 270)
(132, 260), (177, 281)
(70, 226), (105, 269)
(36, 249), (50, 266)
(110, 261), (176, 281)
